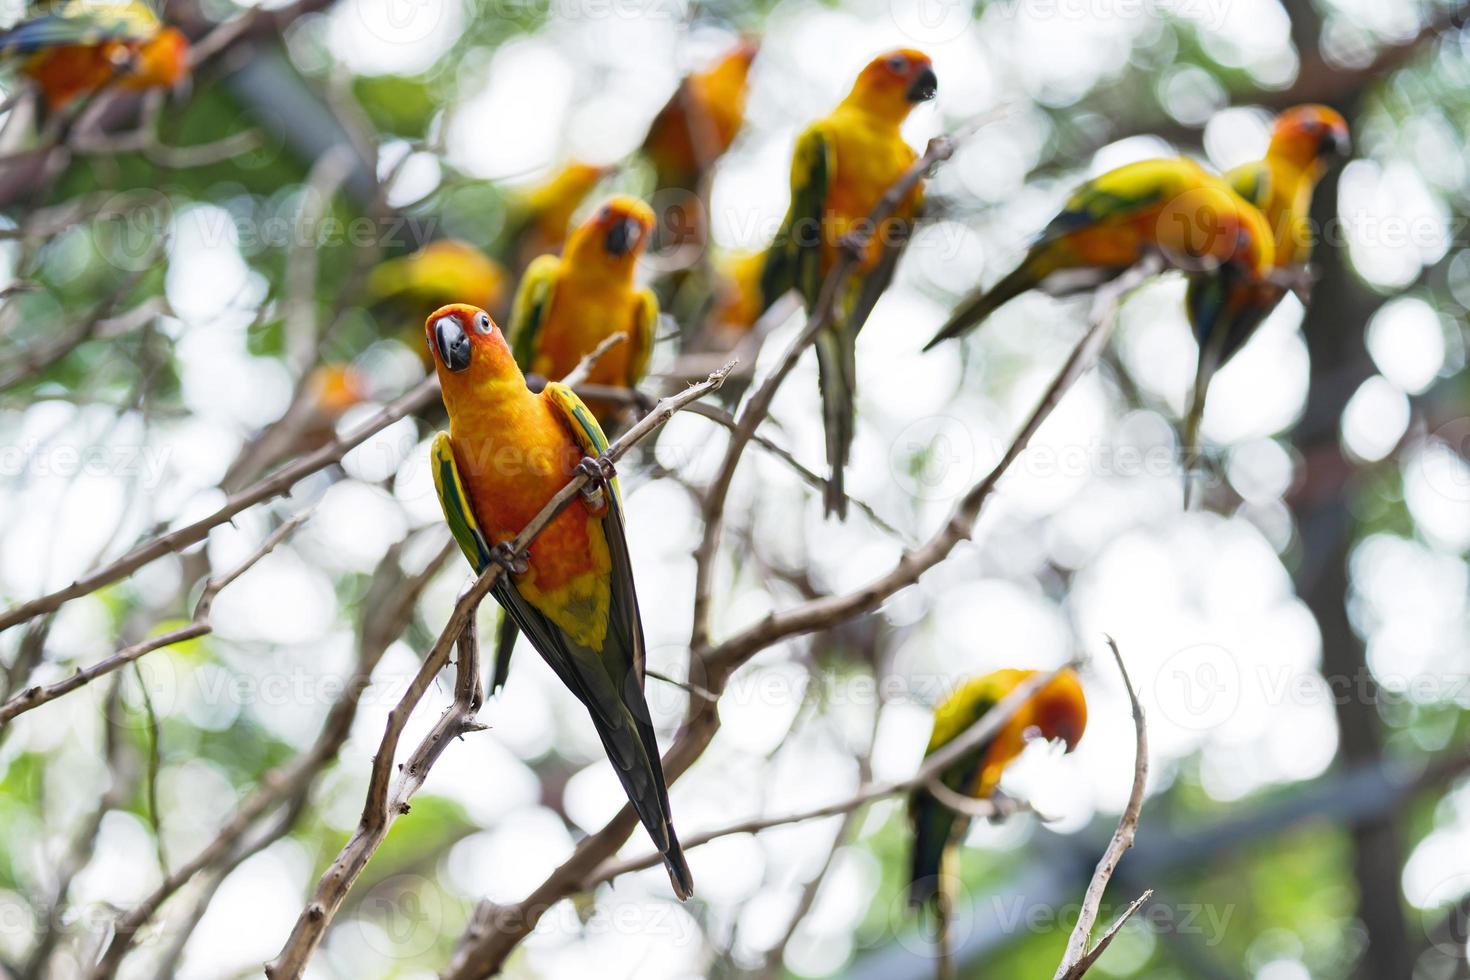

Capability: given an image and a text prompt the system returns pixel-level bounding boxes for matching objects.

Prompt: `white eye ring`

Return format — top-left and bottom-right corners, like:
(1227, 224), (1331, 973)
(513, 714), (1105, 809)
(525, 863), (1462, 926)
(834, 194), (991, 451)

(473, 312), (493, 336)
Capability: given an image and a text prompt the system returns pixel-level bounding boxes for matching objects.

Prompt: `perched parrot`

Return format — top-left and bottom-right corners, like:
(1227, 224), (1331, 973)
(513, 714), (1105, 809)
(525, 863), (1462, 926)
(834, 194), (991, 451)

(922, 156), (1277, 350)
(501, 161), (617, 270)
(907, 668), (1087, 912)
(1181, 105), (1350, 471)
(367, 238), (511, 348)
(703, 248), (767, 345)
(424, 302), (693, 901)
(642, 37), (759, 193)
(760, 48), (938, 519)
(0, 0), (188, 111)
(508, 196), (658, 421)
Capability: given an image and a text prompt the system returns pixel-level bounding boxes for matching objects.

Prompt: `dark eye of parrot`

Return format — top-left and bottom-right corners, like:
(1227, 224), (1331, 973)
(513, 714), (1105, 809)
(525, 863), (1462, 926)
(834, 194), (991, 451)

(888, 55), (907, 73)
(473, 311), (493, 335)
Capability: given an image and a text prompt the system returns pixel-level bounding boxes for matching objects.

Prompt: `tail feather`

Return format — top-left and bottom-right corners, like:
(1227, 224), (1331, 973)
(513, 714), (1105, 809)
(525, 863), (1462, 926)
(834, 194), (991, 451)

(923, 255), (1047, 351)
(907, 789), (958, 912)
(815, 326), (856, 520)
(490, 612), (518, 694)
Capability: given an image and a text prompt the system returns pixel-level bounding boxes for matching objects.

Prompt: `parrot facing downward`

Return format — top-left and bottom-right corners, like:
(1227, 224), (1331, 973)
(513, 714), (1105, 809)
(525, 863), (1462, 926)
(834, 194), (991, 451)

(908, 668), (1087, 913)
(509, 196), (658, 422)
(1181, 105), (1350, 472)
(760, 48), (938, 519)
(0, 0), (188, 111)
(424, 303), (693, 900)
(642, 37), (759, 194)
(922, 156), (1277, 350)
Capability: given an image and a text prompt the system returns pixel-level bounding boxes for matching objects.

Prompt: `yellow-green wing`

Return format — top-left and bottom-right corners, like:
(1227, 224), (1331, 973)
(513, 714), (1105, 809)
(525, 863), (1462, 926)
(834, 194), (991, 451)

(542, 381), (621, 506)
(507, 254), (560, 373)
(430, 432), (491, 572)
(759, 123), (832, 313)
(627, 288), (658, 386)
(1226, 158), (1272, 212)
(0, 0), (159, 54)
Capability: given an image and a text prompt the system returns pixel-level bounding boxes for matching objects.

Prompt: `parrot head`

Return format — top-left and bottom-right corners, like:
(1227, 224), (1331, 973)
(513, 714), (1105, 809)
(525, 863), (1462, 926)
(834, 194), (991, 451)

(570, 195), (656, 267)
(425, 304), (520, 390)
(1270, 105), (1351, 171)
(1023, 669), (1087, 753)
(123, 27), (189, 93)
(847, 49), (937, 121)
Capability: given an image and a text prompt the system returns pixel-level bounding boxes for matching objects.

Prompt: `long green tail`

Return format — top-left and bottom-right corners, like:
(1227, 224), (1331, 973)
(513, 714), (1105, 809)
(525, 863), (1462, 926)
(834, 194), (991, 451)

(923, 254), (1047, 351)
(816, 324), (857, 519)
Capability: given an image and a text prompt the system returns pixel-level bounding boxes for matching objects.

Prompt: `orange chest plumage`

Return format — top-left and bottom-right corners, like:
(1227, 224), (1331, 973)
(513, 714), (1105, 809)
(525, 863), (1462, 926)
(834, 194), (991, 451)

(447, 391), (605, 592)
(820, 115), (920, 273)
(533, 269), (640, 387)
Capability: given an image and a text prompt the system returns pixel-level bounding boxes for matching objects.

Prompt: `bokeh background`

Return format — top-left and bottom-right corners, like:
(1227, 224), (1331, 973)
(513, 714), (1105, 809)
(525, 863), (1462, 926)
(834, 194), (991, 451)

(1, 0), (1468, 977)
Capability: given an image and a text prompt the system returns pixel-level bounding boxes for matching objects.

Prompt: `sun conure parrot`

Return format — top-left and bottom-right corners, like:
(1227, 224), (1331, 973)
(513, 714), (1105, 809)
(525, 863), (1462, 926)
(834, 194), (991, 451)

(424, 302), (693, 901)
(759, 48), (938, 519)
(501, 161), (617, 271)
(508, 196), (658, 421)
(367, 240), (511, 364)
(1180, 105), (1350, 473)
(907, 668), (1087, 913)
(0, 0), (188, 111)
(643, 37), (758, 193)
(922, 156), (1277, 350)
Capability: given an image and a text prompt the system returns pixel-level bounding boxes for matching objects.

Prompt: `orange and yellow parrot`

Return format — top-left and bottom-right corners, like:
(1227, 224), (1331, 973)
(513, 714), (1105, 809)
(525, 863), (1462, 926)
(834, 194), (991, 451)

(424, 302), (693, 900)
(923, 156), (1277, 350)
(642, 37), (758, 193)
(368, 239), (510, 323)
(760, 49), (938, 519)
(907, 668), (1087, 912)
(702, 248), (766, 345)
(1181, 105), (1349, 470)
(509, 196), (658, 420)
(502, 161), (617, 270)
(0, 1), (188, 111)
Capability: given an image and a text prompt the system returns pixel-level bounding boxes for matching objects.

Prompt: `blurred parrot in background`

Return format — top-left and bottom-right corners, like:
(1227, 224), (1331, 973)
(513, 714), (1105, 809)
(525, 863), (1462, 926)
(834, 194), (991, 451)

(641, 37), (759, 251)
(367, 239), (510, 365)
(642, 37), (759, 193)
(0, 0), (188, 111)
(760, 48), (938, 519)
(922, 156), (1277, 350)
(509, 196), (658, 422)
(1181, 105), (1350, 477)
(907, 668), (1087, 914)
(423, 302), (693, 901)
(702, 248), (767, 346)
(501, 161), (617, 271)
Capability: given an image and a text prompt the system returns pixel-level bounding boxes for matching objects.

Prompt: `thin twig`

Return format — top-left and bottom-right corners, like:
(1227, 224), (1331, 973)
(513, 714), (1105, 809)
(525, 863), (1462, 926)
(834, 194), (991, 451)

(1052, 637), (1150, 980)
(0, 512), (312, 726)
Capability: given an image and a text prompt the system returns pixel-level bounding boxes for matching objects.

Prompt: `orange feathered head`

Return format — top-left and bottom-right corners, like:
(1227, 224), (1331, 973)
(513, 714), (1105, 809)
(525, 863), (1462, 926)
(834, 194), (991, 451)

(424, 304), (519, 389)
(1269, 104), (1351, 168)
(1025, 669), (1087, 753)
(846, 48), (937, 120)
(570, 195), (656, 264)
(124, 27), (189, 93)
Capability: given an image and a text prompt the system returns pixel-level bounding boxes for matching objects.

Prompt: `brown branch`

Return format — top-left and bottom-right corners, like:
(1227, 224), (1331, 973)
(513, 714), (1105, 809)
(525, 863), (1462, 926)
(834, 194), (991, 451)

(584, 661), (1080, 888)
(0, 512), (311, 727)
(84, 538), (455, 979)
(265, 364), (732, 980)
(0, 377), (440, 634)
(1053, 637), (1149, 980)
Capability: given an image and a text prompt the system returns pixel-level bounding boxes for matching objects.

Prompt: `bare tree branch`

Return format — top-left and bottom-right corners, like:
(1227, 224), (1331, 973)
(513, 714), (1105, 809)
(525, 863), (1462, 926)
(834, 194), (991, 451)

(1052, 637), (1149, 980)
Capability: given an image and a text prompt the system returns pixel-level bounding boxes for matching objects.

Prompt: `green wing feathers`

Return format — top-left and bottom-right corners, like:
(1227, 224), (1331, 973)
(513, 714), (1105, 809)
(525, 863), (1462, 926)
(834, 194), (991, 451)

(760, 125), (832, 315)
(508, 254), (560, 373)
(430, 432), (491, 573)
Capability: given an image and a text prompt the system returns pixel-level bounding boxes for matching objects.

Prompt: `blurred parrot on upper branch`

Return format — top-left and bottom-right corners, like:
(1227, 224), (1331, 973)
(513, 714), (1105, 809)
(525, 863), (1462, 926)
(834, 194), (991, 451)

(0, 0), (189, 111)
(367, 239), (510, 365)
(1181, 105), (1350, 478)
(508, 195), (658, 422)
(907, 668), (1087, 914)
(923, 155), (1277, 351)
(759, 48), (938, 519)
(501, 161), (617, 271)
(423, 302), (693, 901)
